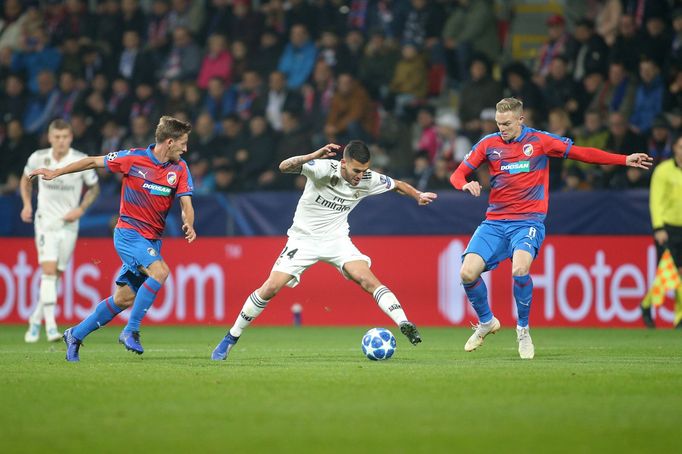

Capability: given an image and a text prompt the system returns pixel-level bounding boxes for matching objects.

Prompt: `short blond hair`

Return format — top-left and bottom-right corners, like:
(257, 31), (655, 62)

(496, 97), (523, 115)
(48, 119), (72, 134)
(155, 116), (192, 143)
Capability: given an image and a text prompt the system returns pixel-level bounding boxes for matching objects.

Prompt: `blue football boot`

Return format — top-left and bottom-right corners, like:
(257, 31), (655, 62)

(63, 328), (82, 362)
(118, 330), (144, 355)
(211, 332), (239, 360)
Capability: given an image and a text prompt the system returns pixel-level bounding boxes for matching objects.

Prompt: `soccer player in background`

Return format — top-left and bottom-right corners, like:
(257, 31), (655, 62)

(450, 97), (652, 359)
(641, 135), (682, 328)
(30, 116), (196, 362)
(211, 141), (437, 360)
(20, 119), (100, 343)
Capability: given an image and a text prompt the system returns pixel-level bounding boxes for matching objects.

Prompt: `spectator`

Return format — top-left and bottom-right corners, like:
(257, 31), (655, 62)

(23, 69), (59, 135)
(435, 112), (471, 168)
(630, 58), (664, 134)
(318, 29), (353, 75)
(547, 108), (573, 190)
(251, 28), (284, 79)
(589, 60), (636, 119)
(458, 54), (503, 138)
(414, 106), (438, 162)
(230, 39), (250, 84)
(503, 62), (546, 122)
(666, 66), (682, 113)
(358, 29), (400, 101)
(342, 29), (365, 76)
(534, 14), (570, 85)
(182, 82), (203, 121)
(213, 164), (240, 192)
(411, 149), (432, 191)
(167, 0), (205, 37)
(567, 18), (609, 83)
(648, 116), (674, 166)
(70, 112), (99, 154)
(228, 0), (264, 52)
(54, 70), (81, 122)
(285, 0), (317, 38)
(269, 110), (312, 189)
(243, 115), (277, 190)
(610, 15), (642, 73)
(120, 0), (146, 39)
(188, 112), (225, 169)
(442, 0), (500, 82)
(0, 118), (36, 194)
(197, 33), (233, 90)
(303, 60), (335, 146)
(325, 73), (376, 144)
(277, 23), (317, 89)
(388, 42), (428, 120)
(396, 0), (445, 50)
(146, 0), (171, 60)
(59, 35), (83, 77)
(253, 71), (304, 132)
(428, 157), (456, 190)
(116, 30), (156, 87)
(163, 79), (187, 116)
(0, 0), (27, 51)
(595, 0), (622, 46)
(640, 14), (672, 69)
(0, 73), (27, 123)
(99, 118), (123, 155)
(230, 69), (263, 121)
(121, 115), (154, 151)
(107, 77), (134, 127)
(11, 27), (61, 94)
(672, 9), (682, 66)
(602, 111), (646, 188)
(129, 82), (160, 125)
(220, 113), (249, 169)
(159, 26), (201, 90)
(203, 77), (234, 123)
(543, 55), (577, 111)
(94, 0), (123, 56)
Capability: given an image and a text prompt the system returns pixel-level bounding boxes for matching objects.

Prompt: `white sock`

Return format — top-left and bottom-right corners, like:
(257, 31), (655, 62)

(229, 291), (269, 337)
(373, 285), (408, 325)
(40, 275), (58, 331)
(28, 301), (44, 326)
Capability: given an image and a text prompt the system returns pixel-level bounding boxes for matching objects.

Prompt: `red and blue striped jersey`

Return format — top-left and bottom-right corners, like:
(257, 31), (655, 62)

(461, 126), (572, 221)
(103, 145), (193, 239)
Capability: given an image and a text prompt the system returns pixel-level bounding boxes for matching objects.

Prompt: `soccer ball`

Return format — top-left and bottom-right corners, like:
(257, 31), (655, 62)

(361, 328), (396, 361)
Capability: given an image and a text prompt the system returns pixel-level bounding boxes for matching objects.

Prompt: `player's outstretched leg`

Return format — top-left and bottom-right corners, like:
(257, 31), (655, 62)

(65, 295), (124, 362)
(462, 277), (500, 351)
(212, 290), (270, 360)
(372, 285), (422, 345)
(120, 277), (162, 355)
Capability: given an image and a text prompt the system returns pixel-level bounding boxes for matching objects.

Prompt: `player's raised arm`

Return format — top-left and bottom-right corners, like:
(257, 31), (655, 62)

(560, 144), (653, 169)
(29, 156), (105, 181)
(279, 143), (340, 173)
(393, 179), (437, 205)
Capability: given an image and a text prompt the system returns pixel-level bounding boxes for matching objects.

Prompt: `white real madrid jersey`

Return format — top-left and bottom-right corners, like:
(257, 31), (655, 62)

(287, 159), (395, 239)
(24, 148), (99, 232)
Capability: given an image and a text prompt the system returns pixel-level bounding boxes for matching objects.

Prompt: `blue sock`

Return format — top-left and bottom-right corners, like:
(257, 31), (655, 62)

(513, 274), (533, 328)
(124, 278), (162, 333)
(463, 277), (492, 323)
(72, 296), (123, 341)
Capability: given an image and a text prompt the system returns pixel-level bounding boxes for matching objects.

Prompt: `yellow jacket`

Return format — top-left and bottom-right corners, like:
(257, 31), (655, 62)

(650, 159), (682, 229)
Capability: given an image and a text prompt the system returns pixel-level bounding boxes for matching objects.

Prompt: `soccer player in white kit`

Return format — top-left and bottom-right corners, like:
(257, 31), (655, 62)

(211, 140), (438, 360)
(20, 119), (100, 343)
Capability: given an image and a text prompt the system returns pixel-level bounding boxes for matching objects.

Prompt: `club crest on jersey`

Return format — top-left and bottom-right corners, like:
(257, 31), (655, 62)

(330, 176), (339, 186)
(522, 144), (534, 156)
(354, 190), (361, 199)
(147, 248), (157, 257)
(106, 151), (119, 161)
(167, 172), (177, 185)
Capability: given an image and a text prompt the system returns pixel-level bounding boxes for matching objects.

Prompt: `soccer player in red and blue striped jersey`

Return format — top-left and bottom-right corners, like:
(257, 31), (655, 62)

(30, 116), (196, 361)
(450, 98), (652, 359)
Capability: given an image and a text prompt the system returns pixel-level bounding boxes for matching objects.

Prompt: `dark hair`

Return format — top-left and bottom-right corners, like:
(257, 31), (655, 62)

(343, 140), (370, 164)
(155, 116), (192, 142)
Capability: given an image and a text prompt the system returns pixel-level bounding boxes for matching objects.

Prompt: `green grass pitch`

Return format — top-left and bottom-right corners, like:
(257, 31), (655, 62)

(1, 325), (681, 453)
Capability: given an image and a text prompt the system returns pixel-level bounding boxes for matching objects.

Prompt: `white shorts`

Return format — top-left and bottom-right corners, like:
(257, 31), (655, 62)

(35, 227), (78, 271)
(271, 236), (371, 288)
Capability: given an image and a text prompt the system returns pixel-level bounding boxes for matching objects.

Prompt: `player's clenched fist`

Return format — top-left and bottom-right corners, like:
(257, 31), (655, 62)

(462, 181), (482, 197)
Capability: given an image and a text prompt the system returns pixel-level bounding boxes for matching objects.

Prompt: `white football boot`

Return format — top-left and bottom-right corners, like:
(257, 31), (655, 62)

(516, 326), (535, 359)
(464, 316), (501, 352)
(24, 322), (41, 343)
(46, 325), (63, 342)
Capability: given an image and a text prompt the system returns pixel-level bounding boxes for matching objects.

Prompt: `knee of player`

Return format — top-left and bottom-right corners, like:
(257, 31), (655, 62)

(114, 293), (135, 309)
(459, 266), (479, 284)
(151, 262), (171, 283)
(511, 265), (531, 277)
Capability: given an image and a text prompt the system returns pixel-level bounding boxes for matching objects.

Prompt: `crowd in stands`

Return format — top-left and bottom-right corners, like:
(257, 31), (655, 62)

(0, 0), (681, 196)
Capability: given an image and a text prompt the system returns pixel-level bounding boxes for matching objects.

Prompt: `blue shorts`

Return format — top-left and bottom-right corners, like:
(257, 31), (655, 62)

(463, 220), (546, 271)
(113, 228), (163, 292)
